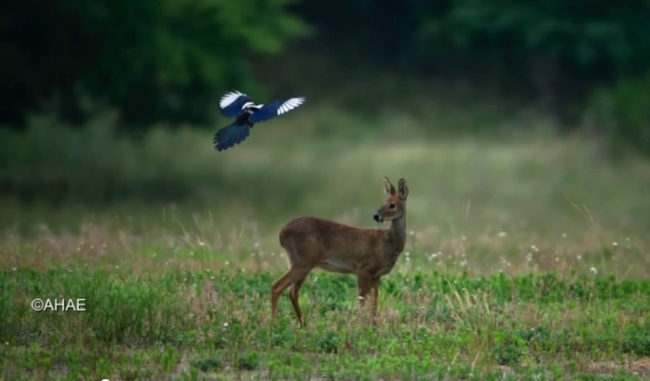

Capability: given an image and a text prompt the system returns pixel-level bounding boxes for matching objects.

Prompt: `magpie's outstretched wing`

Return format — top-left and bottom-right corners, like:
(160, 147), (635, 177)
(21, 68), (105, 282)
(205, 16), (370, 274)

(213, 122), (251, 151)
(248, 97), (305, 124)
(219, 91), (253, 118)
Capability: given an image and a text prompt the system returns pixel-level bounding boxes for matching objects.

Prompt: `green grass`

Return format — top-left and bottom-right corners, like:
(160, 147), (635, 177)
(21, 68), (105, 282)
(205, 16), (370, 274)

(1, 109), (650, 379)
(1, 267), (650, 380)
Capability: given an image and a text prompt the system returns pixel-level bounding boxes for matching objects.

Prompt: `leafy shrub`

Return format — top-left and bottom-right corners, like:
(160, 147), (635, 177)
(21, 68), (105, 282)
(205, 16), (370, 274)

(237, 351), (260, 370)
(192, 357), (222, 372)
(587, 72), (650, 157)
(0, 113), (225, 204)
(3, 0), (310, 127)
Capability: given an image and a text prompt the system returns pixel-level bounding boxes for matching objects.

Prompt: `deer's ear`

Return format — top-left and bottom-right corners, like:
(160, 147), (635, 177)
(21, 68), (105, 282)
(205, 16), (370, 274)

(383, 177), (396, 196)
(397, 178), (409, 200)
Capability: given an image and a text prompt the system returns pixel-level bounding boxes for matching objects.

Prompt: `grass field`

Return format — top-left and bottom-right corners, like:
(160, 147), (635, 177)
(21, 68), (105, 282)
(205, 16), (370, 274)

(1, 113), (650, 380)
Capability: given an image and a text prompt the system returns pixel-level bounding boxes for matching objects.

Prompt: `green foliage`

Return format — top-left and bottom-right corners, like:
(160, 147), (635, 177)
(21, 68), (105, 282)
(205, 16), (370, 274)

(316, 329), (340, 353)
(623, 321), (650, 356)
(191, 356), (222, 372)
(0, 113), (227, 203)
(298, 0), (650, 83)
(236, 351), (260, 370)
(415, 0), (650, 125)
(419, 0), (646, 67)
(295, 0), (650, 140)
(587, 71), (650, 157)
(2, 0), (309, 127)
(2, 269), (650, 379)
(3, 268), (191, 346)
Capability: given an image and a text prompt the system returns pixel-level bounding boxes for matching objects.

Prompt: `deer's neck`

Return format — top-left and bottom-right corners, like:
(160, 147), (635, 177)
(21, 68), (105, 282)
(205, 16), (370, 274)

(387, 214), (407, 254)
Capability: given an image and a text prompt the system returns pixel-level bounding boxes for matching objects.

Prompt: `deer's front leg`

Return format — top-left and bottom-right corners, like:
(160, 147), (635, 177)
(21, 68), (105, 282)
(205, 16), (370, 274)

(369, 277), (380, 326)
(357, 275), (372, 319)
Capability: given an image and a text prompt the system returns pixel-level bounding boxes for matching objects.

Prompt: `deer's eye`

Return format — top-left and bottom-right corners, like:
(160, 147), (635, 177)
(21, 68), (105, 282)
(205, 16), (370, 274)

(388, 203), (396, 209)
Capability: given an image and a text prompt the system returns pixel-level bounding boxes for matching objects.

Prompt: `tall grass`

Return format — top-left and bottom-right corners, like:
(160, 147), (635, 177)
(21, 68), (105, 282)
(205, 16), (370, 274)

(1, 108), (649, 242)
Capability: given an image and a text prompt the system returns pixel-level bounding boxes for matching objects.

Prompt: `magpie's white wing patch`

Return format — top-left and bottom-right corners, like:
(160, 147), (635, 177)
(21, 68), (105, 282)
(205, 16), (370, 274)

(277, 98), (305, 116)
(248, 97), (306, 124)
(219, 91), (244, 109)
(219, 90), (253, 118)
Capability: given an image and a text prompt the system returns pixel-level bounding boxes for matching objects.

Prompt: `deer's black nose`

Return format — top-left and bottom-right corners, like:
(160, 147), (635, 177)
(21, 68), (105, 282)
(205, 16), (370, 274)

(373, 212), (383, 223)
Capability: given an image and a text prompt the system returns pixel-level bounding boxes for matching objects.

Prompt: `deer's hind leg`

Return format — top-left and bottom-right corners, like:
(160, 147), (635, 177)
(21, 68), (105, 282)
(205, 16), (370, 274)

(271, 266), (311, 324)
(289, 275), (308, 327)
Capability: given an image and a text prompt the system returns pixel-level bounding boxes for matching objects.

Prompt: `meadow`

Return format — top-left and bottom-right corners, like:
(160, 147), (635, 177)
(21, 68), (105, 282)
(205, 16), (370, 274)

(1, 108), (650, 380)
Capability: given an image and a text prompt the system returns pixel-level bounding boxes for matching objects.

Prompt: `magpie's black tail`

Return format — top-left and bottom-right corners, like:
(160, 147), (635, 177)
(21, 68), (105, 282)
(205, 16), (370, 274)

(213, 122), (251, 151)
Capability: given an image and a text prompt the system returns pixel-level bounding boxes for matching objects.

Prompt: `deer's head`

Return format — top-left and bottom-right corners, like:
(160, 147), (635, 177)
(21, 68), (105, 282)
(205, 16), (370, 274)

(373, 177), (408, 223)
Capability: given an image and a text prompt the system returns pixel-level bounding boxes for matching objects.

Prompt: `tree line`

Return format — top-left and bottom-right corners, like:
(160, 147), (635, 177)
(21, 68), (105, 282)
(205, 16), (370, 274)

(2, 0), (650, 153)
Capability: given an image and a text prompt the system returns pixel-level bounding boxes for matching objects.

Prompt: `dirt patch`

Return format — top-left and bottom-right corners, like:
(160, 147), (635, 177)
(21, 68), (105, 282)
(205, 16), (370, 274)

(587, 357), (650, 376)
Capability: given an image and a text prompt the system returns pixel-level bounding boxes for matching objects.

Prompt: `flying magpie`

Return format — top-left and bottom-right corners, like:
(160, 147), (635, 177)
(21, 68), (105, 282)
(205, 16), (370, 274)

(213, 90), (306, 151)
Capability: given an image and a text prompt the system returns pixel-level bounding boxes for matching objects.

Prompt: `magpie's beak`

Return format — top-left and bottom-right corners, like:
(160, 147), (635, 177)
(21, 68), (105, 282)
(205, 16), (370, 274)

(373, 211), (384, 223)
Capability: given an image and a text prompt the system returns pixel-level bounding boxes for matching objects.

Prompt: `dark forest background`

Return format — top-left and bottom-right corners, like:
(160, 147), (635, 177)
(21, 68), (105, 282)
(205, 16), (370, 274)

(1, 0), (650, 209)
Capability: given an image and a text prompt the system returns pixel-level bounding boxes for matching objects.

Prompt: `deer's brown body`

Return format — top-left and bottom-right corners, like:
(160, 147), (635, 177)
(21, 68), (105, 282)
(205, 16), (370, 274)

(271, 177), (409, 326)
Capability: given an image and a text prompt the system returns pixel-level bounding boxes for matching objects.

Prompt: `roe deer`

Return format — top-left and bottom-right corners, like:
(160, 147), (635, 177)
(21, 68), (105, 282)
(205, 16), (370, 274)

(271, 177), (409, 326)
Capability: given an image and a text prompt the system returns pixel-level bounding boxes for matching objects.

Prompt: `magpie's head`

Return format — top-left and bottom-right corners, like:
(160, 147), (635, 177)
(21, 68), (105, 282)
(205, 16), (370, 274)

(373, 177), (409, 224)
